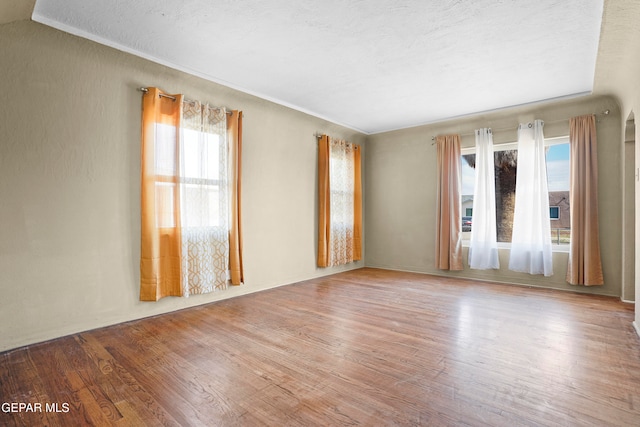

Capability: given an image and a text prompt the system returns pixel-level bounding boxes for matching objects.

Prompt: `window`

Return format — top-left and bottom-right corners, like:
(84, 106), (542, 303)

(328, 140), (356, 266)
(465, 208), (473, 216)
(154, 123), (179, 228)
(317, 135), (362, 268)
(141, 89), (241, 301)
(180, 128), (226, 228)
(153, 120), (227, 230)
(330, 149), (355, 234)
(461, 136), (570, 245)
(549, 206), (559, 219)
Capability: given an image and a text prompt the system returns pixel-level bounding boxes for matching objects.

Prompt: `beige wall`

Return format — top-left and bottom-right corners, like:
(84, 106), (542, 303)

(0, 20), (365, 352)
(623, 117), (635, 303)
(593, 0), (640, 330)
(0, 0), (34, 25)
(365, 95), (623, 297)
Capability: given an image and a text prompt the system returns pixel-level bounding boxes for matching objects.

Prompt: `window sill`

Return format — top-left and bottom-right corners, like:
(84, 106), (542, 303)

(462, 241), (570, 254)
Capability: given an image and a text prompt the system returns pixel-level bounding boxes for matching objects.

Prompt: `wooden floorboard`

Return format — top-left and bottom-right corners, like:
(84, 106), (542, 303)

(1, 268), (639, 426)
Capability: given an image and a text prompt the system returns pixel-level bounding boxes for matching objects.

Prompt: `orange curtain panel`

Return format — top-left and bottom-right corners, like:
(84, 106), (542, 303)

(317, 135), (362, 267)
(435, 134), (463, 270)
(140, 88), (184, 301)
(566, 115), (604, 285)
(353, 145), (363, 261)
(317, 135), (332, 268)
(228, 110), (244, 285)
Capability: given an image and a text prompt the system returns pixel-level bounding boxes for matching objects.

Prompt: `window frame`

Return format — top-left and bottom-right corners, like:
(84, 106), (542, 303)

(460, 136), (570, 253)
(329, 151), (356, 232)
(179, 129), (227, 230)
(153, 123), (228, 231)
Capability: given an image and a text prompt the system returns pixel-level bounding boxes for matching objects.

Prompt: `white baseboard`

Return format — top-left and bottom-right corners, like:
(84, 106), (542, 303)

(633, 321), (640, 338)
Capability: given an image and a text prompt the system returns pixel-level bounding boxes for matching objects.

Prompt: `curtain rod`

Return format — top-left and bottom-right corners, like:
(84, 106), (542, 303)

(138, 87), (234, 115)
(430, 110), (610, 144)
(139, 87), (176, 101)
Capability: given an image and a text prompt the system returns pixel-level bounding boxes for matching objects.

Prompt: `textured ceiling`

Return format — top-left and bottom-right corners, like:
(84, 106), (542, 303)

(31, 0), (604, 134)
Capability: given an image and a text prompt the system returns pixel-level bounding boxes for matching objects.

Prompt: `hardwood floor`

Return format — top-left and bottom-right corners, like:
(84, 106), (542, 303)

(1, 268), (639, 426)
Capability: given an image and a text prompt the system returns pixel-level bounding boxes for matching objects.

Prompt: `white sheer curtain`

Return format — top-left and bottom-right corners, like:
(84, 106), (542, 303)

(509, 120), (553, 276)
(179, 101), (230, 296)
(329, 138), (355, 266)
(468, 128), (499, 269)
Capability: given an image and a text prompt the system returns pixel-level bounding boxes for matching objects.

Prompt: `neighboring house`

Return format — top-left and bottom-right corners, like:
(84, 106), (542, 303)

(461, 191), (570, 230)
(548, 191), (570, 229)
(461, 195), (474, 217)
